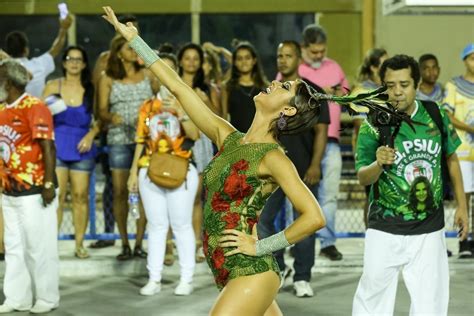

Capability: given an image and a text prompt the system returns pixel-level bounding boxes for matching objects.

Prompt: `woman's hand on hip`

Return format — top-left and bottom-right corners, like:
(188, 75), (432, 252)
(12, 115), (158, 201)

(219, 229), (257, 257)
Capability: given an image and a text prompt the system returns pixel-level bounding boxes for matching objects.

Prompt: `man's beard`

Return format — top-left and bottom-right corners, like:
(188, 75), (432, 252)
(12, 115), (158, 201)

(0, 83), (7, 103)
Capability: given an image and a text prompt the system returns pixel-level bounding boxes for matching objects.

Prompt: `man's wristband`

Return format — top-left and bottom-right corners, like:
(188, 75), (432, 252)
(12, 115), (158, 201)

(129, 36), (160, 67)
(255, 230), (291, 256)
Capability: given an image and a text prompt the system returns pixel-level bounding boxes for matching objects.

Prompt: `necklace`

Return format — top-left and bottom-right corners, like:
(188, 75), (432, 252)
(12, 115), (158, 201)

(238, 85), (256, 97)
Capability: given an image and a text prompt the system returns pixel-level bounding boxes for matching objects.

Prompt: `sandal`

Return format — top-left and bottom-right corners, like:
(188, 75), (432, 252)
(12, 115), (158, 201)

(164, 239), (175, 266)
(75, 247), (90, 259)
(195, 241), (206, 263)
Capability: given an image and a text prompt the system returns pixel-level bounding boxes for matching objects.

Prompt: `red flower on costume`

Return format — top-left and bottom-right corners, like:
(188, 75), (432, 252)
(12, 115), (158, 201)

(216, 268), (229, 286)
(223, 172), (253, 201)
(211, 192), (230, 212)
(222, 212), (240, 229)
(212, 248), (225, 270)
(246, 217), (258, 231)
(232, 159), (249, 172)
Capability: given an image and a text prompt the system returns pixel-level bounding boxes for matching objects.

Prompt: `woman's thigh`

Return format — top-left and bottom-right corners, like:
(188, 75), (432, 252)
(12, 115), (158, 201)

(210, 271), (280, 316)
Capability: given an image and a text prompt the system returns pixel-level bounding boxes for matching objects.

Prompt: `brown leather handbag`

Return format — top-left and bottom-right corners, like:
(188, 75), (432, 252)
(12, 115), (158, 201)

(147, 152), (189, 189)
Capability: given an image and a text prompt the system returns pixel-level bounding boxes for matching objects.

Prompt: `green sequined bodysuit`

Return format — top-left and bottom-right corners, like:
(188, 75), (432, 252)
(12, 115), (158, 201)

(202, 131), (281, 290)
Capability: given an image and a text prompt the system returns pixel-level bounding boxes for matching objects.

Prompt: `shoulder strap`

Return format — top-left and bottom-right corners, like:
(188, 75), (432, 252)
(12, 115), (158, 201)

(419, 100), (446, 144)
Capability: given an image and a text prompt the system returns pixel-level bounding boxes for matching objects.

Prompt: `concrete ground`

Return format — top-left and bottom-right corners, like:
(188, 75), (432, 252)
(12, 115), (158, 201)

(0, 238), (472, 316)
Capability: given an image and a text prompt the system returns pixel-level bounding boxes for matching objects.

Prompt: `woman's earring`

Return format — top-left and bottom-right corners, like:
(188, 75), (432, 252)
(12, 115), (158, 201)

(277, 112), (287, 130)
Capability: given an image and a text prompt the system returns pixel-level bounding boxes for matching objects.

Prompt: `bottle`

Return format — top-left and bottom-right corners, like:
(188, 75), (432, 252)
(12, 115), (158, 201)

(128, 192), (140, 220)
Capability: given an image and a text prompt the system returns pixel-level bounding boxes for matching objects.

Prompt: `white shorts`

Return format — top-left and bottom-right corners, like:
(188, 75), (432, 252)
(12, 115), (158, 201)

(459, 160), (474, 193)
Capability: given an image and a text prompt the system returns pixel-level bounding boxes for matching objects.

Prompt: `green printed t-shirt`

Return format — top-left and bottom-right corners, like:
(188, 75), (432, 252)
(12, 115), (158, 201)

(356, 100), (461, 235)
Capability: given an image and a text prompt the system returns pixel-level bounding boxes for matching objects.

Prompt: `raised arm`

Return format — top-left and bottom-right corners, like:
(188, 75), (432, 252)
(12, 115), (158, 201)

(48, 15), (72, 58)
(102, 6), (234, 147)
(263, 150), (326, 243)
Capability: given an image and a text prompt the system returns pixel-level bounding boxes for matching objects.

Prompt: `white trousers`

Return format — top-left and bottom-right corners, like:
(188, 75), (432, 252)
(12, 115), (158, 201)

(459, 160), (474, 193)
(353, 228), (449, 316)
(2, 192), (59, 309)
(139, 165), (198, 283)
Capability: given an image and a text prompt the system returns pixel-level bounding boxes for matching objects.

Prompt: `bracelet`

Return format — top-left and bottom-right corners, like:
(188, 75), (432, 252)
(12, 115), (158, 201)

(129, 36), (160, 67)
(255, 230), (291, 256)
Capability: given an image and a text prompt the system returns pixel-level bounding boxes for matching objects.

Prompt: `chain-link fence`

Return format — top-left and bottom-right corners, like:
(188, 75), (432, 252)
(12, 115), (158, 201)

(58, 158), (464, 240)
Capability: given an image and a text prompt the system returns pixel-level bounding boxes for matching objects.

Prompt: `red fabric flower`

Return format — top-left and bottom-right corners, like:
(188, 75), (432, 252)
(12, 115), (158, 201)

(216, 268), (229, 286)
(223, 212), (241, 229)
(211, 192), (230, 212)
(223, 172), (253, 200)
(212, 247), (225, 270)
(232, 159), (249, 172)
(247, 217), (258, 231)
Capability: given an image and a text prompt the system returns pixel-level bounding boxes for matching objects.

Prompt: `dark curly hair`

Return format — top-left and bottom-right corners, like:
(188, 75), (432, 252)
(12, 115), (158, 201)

(379, 54), (420, 87)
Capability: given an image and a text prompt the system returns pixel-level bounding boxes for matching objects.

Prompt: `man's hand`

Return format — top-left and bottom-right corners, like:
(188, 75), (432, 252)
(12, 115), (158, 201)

(376, 145), (396, 167)
(454, 207), (469, 241)
(59, 14), (73, 30)
(304, 165), (321, 186)
(41, 186), (56, 207)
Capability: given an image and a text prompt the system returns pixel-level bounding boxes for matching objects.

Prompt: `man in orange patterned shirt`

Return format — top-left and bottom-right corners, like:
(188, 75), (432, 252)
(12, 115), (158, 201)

(0, 59), (59, 314)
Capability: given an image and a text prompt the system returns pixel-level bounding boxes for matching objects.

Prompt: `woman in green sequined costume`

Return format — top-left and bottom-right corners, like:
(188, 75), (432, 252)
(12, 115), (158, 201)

(103, 7), (327, 315)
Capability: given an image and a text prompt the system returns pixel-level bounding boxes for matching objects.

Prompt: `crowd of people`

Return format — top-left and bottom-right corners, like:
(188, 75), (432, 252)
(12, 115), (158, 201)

(0, 6), (472, 315)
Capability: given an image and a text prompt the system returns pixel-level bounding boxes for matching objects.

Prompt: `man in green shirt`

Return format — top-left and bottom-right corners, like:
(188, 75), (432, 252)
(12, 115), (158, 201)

(352, 54), (469, 315)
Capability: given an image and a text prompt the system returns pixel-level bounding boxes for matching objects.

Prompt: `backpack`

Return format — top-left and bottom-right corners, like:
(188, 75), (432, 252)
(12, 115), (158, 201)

(373, 100), (451, 201)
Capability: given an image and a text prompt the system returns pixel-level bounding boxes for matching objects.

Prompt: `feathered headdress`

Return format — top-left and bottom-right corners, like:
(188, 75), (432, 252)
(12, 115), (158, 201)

(300, 82), (418, 132)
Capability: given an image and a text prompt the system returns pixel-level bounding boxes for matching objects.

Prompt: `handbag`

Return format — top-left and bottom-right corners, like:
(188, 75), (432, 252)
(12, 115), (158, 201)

(143, 98), (190, 189)
(147, 151), (189, 189)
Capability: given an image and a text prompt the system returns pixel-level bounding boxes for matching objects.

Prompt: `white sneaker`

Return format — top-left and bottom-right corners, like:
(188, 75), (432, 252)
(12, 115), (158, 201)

(174, 282), (193, 296)
(0, 303), (15, 314)
(293, 280), (314, 298)
(279, 266), (294, 289)
(139, 281), (161, 296)
(30, 300), (58, 314)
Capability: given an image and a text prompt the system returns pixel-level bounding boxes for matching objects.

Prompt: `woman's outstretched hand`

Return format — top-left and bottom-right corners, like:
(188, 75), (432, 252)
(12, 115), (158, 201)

(102, 6), (138, 41)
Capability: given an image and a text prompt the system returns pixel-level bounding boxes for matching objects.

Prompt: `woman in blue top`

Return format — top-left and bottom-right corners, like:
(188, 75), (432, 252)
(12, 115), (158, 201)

(43, 46), (99, 259)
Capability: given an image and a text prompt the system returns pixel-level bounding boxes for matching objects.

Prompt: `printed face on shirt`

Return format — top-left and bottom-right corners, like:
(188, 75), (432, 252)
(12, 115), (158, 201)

(383, 68), (417, 114)
(420, 59), (440, 85)
(277, 43), (301, 77)
(415, 181), (428, 203)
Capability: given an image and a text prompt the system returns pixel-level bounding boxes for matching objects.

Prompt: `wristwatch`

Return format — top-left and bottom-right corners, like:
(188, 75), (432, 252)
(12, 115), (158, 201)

(44, 181), (54, 189)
